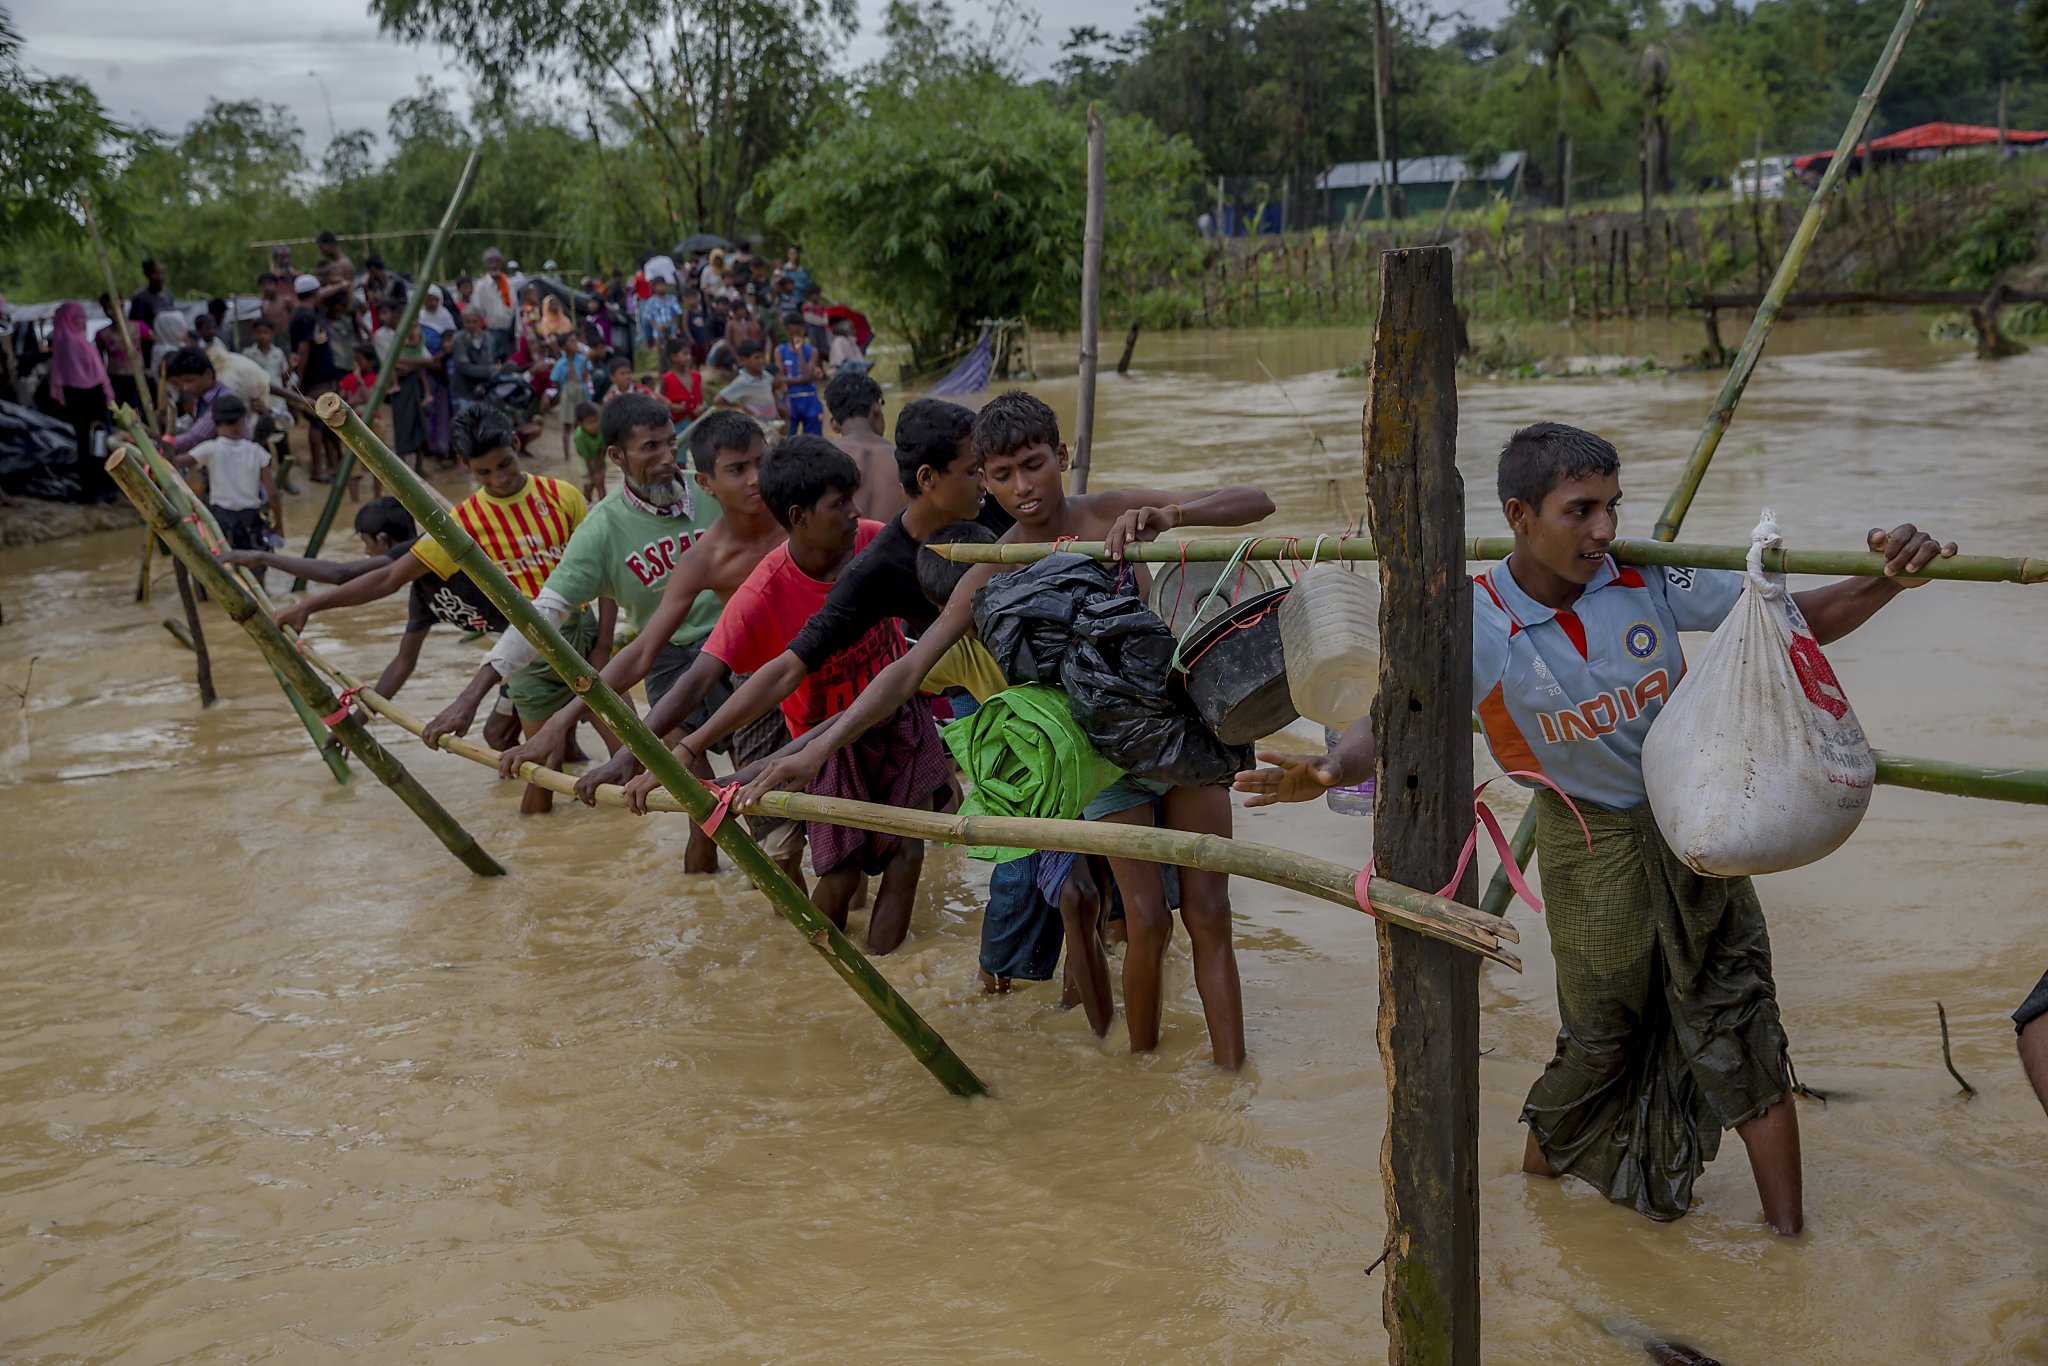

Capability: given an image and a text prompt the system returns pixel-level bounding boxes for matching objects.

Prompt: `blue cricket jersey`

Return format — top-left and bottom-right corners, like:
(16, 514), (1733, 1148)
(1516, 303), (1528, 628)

(1472, 554), (1744, 811)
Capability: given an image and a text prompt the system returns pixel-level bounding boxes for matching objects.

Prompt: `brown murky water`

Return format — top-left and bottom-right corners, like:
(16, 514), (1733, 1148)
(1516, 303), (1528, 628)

(4, 317), (2045, 1362)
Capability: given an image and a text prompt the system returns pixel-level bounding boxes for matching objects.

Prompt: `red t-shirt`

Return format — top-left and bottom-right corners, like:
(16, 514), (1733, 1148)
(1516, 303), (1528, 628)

(703, 520), (904, 736)
(660, 368), (703, 420)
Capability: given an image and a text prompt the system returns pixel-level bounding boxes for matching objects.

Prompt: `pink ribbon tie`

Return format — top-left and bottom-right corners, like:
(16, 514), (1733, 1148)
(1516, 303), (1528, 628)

(321, 685), (363, 727)
(700, 781), (739, 835)
(1353, 771), (1591, 918)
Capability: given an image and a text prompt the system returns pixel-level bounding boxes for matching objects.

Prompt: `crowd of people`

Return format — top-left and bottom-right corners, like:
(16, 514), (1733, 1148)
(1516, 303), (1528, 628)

(13, 229), (2037, 1247)
(0, 236), (865, 525)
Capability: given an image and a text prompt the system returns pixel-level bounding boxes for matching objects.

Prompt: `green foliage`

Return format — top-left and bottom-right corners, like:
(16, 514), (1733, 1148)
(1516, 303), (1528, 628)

(369, 0), (851, 231)
(0, 8), (126, 246)
(758, 10), (1203, 369)
(1943, 203), (2039, 287)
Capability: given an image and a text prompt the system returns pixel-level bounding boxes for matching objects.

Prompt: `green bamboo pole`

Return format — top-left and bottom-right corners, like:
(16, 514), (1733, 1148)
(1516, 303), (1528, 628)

(105, 447), (503, 876)
(113, 407), (355, 784)
(930, 535), (2048, 585)
(1871, 751), (2048, 805)
(1652, 0), (1928, 542)
(294, 147), (482, 589)
(305, 669), (1522, 969)
(315, 394), (993, 1099)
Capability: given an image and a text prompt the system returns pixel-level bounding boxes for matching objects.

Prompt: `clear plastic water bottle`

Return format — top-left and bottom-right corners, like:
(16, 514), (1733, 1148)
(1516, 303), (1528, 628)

(1323, 726), (1374, 815)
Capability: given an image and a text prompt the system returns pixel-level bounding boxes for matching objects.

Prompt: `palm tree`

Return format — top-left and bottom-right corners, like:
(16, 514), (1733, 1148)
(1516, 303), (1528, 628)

(1637, 42), (1672, 219)
(1502, 0), (1612, 215)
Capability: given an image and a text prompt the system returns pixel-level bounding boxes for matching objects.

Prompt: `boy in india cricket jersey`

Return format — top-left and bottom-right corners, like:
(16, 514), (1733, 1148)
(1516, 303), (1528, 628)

(1237, 421), (1955, 1233)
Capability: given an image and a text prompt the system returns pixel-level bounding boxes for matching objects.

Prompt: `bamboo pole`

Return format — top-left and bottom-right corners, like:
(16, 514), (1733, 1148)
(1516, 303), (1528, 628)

(314, 395), (993, 1099)
(1072, 106), (1106, 495)
(295, 147), (481, 588)
(296, 667), (1521, 969)
(928, 534), (2048, 586)
(112, 406), (356, 784)
(1652, 0), (1926, 541)
(105, 448), (504, 876)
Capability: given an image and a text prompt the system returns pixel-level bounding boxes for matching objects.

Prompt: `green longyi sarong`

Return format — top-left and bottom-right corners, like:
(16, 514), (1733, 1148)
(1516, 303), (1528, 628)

(1522, 789), (1793, 1222)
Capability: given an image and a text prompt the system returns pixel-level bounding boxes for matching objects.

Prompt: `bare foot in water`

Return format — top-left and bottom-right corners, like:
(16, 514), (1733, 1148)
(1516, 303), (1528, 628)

(979, 969), (1012, 995)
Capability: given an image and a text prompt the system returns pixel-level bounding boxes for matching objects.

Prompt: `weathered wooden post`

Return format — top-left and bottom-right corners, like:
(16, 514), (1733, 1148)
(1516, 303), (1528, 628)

(1365, 245), (1479, 1362)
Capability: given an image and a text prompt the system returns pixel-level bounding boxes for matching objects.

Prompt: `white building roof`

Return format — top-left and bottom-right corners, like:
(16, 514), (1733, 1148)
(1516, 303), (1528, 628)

(1317, 151), (1525, 191)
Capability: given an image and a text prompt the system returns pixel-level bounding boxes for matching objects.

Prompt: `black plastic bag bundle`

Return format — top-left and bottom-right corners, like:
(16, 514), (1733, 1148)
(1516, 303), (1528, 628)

(0, 400), (83, 501)
(972, 552), (1106, 685)
(972, 553), (1252, 787)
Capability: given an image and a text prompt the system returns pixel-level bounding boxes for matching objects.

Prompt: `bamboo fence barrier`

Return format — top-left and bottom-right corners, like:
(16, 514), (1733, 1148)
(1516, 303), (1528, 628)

(313, 394), (994, 1099)
(104, 445), (504, 876)
(934, 535), (2048, 810)
(294, 656), (1522, 971)
(111, 408), (355, 785)
(929, 534), (2048, 586)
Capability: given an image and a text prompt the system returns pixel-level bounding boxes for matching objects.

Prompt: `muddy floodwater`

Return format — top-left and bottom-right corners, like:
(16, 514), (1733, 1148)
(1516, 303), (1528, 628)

(3, 317), (2045, 1362)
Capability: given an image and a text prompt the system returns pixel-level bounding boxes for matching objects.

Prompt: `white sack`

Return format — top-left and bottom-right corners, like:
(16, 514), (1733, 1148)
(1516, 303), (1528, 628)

(1640, 511), (1876, 876)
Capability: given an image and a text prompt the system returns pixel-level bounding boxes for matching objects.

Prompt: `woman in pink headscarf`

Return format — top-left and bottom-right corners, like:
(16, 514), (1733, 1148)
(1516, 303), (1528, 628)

(42, 300), (118, 503)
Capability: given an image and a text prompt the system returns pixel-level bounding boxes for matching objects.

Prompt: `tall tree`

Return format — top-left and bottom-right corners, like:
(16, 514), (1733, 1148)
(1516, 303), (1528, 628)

(0, 5), (127, 245)
(370, 0), (854, 234)
(1500, 0), (1614, 212)
(1637, 41), (1671, 218)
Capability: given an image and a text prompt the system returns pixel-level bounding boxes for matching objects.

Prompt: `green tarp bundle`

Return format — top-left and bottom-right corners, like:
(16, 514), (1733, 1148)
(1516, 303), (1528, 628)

(942, 683), (1123, 862)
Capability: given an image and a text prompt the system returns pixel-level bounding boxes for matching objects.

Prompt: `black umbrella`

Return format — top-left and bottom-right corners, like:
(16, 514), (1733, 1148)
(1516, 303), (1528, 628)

(675, 232), (732, 254)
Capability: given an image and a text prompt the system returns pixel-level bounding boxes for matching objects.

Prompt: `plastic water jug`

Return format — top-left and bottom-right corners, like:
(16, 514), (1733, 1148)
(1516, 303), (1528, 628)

(1323, 726), (1375, 815)
(1279, 564), (1381, 727)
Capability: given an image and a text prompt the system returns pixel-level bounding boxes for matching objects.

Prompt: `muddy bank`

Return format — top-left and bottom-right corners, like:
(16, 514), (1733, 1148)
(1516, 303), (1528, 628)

(0, 496), (138, 549)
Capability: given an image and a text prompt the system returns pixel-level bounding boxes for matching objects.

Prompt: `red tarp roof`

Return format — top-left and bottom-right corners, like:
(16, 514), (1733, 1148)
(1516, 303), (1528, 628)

(1796, 122), (2048, 170)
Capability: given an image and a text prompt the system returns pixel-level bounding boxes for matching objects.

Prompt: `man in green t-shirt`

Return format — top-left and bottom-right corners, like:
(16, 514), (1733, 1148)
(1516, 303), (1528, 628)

(424, 393), (724, 744)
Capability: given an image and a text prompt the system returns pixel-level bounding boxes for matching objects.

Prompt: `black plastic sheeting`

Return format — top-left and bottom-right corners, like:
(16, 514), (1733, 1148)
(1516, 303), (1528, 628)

(0, 402), (82, 502)
(972, 553), (1252, 787)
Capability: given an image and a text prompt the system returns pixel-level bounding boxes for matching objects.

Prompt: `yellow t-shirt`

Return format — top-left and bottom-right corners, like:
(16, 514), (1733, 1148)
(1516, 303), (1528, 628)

(411, 475), (589, 600)
(923, 634), (1008, 703)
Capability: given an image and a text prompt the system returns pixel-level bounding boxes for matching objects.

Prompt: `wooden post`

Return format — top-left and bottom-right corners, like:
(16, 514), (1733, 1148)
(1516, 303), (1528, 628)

(1116, 322), (1140, 375)
(80, 194), (162, 604)
(171, 561), (216, 707)
(1073, 105), (1106, 494)
(1365, 245), (1479, 1363)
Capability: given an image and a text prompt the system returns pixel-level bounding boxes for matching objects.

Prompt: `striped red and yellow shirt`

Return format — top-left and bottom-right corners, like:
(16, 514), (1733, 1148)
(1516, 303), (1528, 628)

(411, 475), (589, 600)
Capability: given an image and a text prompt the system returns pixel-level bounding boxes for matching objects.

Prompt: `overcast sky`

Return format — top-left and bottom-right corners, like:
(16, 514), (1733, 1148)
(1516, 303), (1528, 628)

(12, 0), (1156, 149)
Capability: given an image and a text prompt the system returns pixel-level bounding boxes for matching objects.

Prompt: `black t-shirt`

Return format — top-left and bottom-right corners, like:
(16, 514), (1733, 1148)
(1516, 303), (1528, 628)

(389, 541), (510, 635)
(787, 514), (937, 671)
(289, 306), (343, 386)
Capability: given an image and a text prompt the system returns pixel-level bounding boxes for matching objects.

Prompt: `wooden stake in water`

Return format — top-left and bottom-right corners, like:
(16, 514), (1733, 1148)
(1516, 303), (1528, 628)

(1368, 245), (1479, 1364)
(314, 395), (993, 1100)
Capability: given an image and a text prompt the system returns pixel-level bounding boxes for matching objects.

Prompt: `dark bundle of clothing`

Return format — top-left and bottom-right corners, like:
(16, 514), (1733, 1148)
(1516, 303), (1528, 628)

(972, 552), (1251, 787)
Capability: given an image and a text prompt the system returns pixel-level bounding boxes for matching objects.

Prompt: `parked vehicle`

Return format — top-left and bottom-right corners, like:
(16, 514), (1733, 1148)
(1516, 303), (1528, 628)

(1731, 155), (1790, 200)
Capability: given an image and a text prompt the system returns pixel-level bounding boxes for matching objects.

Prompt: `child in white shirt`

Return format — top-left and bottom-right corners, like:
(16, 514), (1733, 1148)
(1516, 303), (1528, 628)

(172, 393), (281, 576)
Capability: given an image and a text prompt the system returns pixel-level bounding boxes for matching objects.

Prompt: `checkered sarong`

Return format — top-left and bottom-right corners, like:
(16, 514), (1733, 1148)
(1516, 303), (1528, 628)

(1522, 790), (1793, 1222)
(804, 700), (950, 877)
